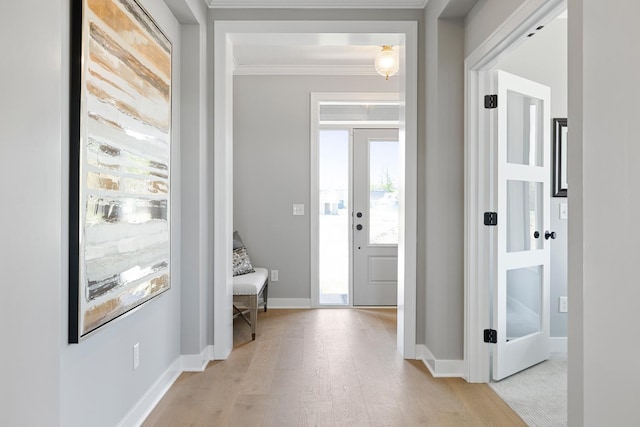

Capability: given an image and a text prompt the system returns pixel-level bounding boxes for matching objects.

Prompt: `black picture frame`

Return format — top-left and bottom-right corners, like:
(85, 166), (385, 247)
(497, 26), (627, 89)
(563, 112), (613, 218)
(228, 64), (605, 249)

(552, 118), (568, 197)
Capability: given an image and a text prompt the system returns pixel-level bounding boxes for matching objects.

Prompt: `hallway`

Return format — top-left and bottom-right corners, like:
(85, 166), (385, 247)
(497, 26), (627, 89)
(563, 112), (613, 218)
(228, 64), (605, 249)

(144, 309), (524, 426)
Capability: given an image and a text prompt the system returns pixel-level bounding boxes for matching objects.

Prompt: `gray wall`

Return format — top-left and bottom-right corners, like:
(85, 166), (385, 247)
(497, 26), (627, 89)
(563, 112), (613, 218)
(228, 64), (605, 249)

(0, 0), (208, 425)
(424, 0), (468, 360)
(568, 1), (640, 424)
(464, 0), (526, 56)
(497, 16), (568, 338)
(233, 75), (398, 299)
(175, 5), (213, 355)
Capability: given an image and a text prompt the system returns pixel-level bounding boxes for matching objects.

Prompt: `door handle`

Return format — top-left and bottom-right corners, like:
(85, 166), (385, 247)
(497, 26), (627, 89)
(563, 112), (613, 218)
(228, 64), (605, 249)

(545, 231), (556, 240)
(356, 212), (363, 218)
(533, 231), (540, 239)
(356, 224), (363, 231)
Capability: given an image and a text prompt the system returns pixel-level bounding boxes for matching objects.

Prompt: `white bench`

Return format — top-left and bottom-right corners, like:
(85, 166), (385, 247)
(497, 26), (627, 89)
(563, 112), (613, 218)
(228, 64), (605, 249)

(232, 267), (269, 340)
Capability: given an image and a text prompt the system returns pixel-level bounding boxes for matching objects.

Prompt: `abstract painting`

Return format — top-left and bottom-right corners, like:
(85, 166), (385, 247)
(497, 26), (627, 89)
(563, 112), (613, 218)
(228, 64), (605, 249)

(69, 0), (171, 342)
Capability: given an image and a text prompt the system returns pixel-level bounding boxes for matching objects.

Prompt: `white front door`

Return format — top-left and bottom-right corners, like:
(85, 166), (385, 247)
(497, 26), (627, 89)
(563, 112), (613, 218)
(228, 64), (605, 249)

(353, 128), (399, 306)
(493, 71), (551, 380)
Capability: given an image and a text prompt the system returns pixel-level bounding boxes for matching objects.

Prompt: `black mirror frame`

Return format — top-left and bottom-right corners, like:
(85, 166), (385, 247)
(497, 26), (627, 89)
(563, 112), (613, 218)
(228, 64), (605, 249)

(552, 118), (568, 197)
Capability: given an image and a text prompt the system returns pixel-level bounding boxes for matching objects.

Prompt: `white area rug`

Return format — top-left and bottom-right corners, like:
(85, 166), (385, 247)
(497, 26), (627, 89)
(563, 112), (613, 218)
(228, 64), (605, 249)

(490, 353), (567, 426)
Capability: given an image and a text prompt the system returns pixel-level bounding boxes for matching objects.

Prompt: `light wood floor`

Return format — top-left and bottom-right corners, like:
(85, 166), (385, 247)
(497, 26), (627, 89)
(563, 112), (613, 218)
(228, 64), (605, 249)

(143, 309), (525, 426)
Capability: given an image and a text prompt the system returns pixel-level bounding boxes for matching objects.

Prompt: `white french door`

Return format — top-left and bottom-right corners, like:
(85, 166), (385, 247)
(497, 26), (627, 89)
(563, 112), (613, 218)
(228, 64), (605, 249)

(353, 128), (399, 306)
(493, 71), (551, 380)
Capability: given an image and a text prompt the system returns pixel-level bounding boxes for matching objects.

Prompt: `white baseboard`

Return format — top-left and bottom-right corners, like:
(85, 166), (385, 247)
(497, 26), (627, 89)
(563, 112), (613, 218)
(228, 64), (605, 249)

(417, 344), (464, 378)
(181, 345), (215, 372)
(213, 343), (231, 360)
(117, 345), (220, 426)
(116, 358), (182, 427)
(550, 336), (567, 353)
(268, 298), (311, 308)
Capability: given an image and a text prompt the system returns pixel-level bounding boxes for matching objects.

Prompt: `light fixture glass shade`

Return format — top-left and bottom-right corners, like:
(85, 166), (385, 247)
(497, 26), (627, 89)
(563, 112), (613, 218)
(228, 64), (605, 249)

(374, 45), (399, 80)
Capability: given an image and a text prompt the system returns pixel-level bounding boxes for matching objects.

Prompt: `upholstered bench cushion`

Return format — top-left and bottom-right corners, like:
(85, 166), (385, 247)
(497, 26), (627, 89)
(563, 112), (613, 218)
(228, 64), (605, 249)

(233, 267), (268, 295)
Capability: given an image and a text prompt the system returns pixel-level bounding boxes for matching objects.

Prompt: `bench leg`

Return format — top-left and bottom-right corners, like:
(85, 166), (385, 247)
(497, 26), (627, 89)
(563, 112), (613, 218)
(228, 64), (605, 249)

(250, 294), (258, 340)
(263, 281), (268, 313)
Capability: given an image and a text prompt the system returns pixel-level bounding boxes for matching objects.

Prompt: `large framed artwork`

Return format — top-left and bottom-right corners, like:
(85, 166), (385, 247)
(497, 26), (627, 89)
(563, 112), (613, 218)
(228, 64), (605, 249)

(69, 0), (172, 342)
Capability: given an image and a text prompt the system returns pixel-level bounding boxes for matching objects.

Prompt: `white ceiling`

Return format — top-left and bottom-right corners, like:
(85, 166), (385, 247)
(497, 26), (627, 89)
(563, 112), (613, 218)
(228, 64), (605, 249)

(211, 0), (426, 75)
(206, 0), (428, 9)
(230, 32), (403, 75)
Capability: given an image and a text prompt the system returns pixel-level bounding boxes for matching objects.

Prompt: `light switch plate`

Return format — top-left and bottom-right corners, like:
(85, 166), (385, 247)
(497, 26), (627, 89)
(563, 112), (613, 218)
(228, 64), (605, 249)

(293, 204), (305, 216)
(559, 203), (568, 220)
(559, 296), (568, 313)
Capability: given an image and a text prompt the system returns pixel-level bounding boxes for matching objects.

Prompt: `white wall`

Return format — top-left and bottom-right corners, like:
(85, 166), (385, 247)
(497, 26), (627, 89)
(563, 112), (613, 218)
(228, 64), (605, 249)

(0, 1), (64, 424)
(0, 0), (209, 425)
(496, 16), (568, 338)
(568, 1), (640, 425)
(233, 75), (398, 301)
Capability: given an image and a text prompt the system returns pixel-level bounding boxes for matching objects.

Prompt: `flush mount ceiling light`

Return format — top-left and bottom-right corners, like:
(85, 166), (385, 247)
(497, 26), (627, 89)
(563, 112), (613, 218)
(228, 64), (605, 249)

(374, 45), (399, 80)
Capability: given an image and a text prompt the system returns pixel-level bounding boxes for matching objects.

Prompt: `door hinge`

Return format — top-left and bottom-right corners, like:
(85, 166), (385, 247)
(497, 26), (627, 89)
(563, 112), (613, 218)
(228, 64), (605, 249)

(484, 329), (497, 344)
(484, 94), (498, 109)
(484, 212), (497, 226)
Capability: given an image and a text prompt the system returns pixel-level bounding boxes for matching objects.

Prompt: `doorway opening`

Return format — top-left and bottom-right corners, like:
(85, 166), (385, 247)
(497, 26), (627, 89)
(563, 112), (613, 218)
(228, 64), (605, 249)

(215, 21), (418, 359)
(464, 1), (569, 423)
(465, 3), (568, 422)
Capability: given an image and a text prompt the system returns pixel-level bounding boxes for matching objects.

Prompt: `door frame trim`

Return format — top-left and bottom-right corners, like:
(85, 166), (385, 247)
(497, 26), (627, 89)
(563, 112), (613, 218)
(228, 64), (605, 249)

(464, 0), (566, 382)
(215, 20), (418, 359)
(310, 93), (401, 309)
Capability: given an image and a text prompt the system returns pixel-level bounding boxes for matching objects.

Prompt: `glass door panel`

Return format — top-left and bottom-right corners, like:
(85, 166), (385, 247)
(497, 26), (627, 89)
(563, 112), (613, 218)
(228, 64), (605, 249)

(507, 90), (544, 166)
(368, 140), (399, 245)
(318, 130), (350, 305)
(506, 265), (542, 341)
(507, 180), (543, 252)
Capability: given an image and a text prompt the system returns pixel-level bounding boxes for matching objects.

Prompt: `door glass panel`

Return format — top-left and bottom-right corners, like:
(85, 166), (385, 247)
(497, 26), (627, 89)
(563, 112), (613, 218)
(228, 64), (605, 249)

(507, 180), (543, 252)
(368, 139), (399, 245)
(319, 130), (349, 305)
(506, 266), (542, 341)
(507, 90), (544, 166)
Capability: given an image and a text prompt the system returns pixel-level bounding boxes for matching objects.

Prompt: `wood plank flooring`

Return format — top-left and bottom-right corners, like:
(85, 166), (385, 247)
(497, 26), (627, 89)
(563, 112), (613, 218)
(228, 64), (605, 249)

(143, 309), (525, 426)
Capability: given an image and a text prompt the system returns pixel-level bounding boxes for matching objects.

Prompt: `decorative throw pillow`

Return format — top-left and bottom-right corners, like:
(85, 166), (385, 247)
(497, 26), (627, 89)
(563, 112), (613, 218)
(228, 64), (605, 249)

(233, 230), (245, 250)
(233, 246), (255, 276)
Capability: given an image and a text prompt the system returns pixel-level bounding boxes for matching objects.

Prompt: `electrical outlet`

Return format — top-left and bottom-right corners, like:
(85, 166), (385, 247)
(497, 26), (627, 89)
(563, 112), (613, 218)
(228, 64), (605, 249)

(133, 343), (140, 370)
(293, 204), (305, 216)
(559, 296), (568, 313)
(271, 269), (279, 282)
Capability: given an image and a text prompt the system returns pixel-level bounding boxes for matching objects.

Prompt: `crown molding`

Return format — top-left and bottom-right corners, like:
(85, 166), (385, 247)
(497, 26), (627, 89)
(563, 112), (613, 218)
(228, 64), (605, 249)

(233, 64), (379, 76)
(205, 0), (428, 9)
